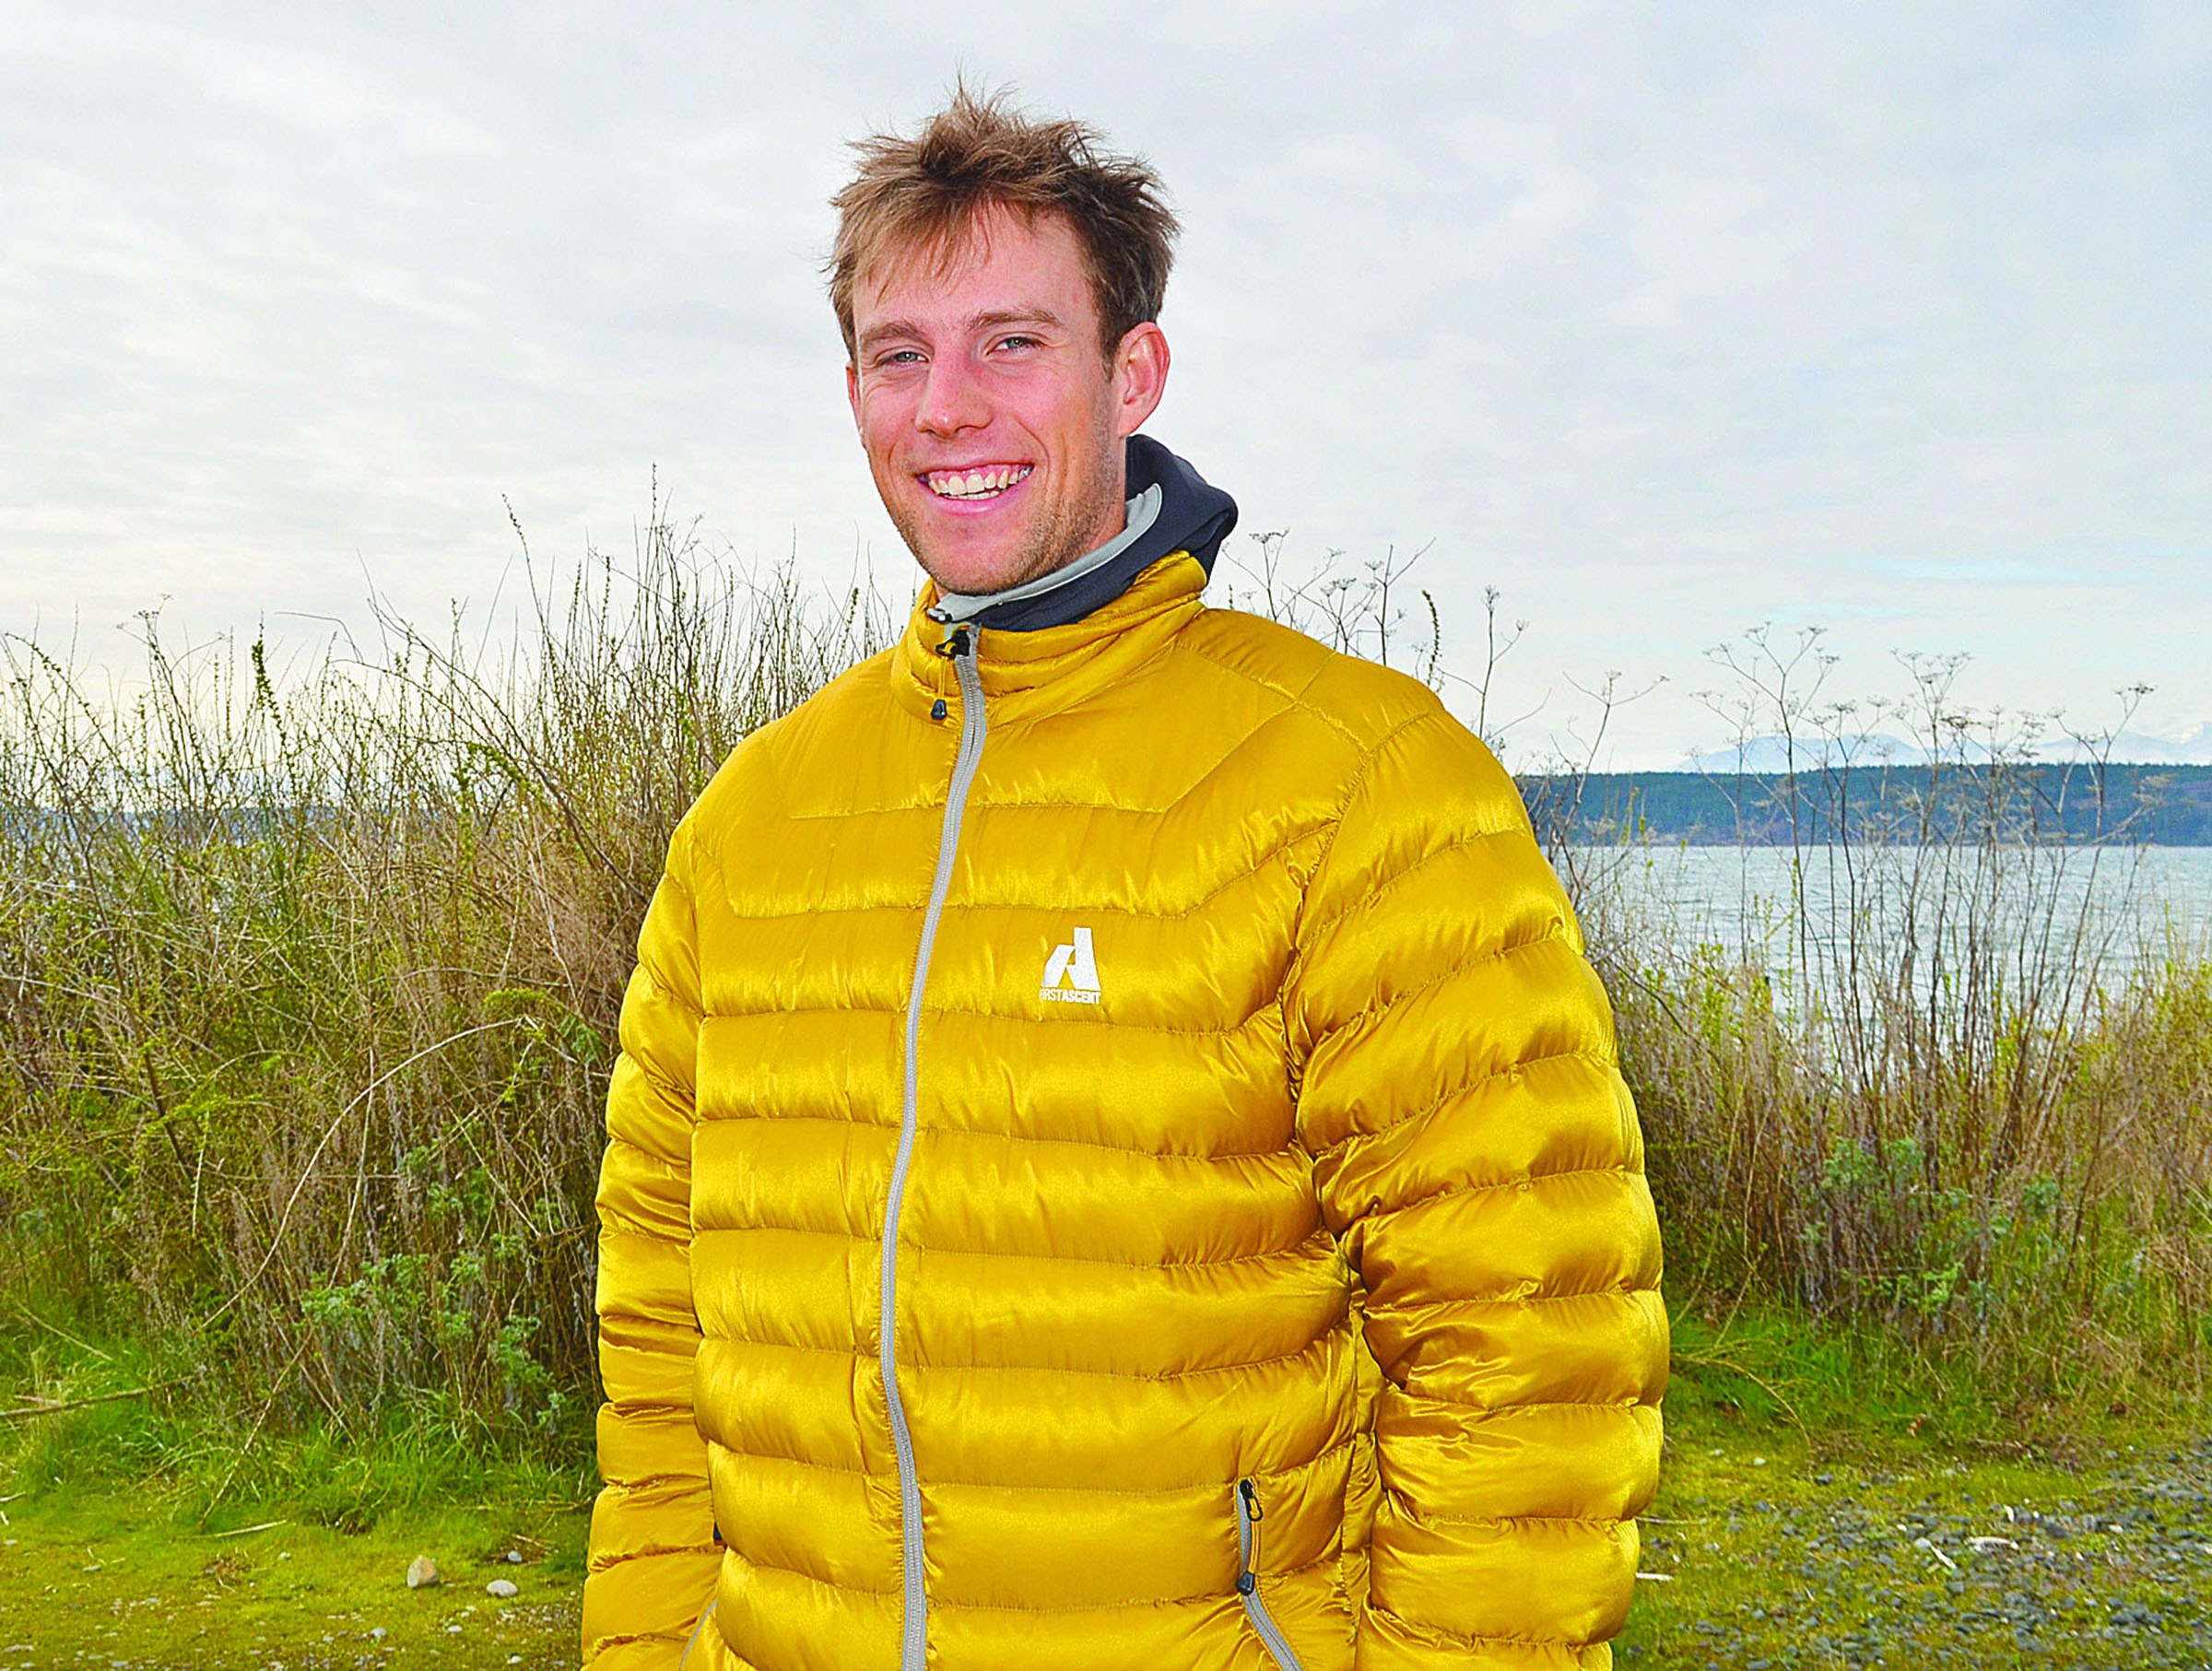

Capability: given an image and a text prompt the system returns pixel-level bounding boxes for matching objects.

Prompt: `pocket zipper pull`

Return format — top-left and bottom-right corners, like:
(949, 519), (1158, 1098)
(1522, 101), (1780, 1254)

(1236, 1477), (1265, 1593)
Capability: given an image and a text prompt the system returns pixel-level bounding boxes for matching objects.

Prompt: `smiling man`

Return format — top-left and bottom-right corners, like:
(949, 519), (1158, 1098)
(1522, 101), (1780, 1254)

(847, 204), (1164, 596)
(584, 88), (1665, 1671)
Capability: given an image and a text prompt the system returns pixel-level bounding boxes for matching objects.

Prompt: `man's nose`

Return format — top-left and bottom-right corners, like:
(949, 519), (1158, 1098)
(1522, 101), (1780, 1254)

(915, 355), (988, 436)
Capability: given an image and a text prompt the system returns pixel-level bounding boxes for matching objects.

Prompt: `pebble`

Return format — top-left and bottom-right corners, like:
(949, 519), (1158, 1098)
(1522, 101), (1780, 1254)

(487, 1578), (520, 1598)
(404, 1556), (439, 1590)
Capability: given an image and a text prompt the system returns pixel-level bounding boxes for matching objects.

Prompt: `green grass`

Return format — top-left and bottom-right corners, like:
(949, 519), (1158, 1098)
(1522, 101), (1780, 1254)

(6, 1382), (2210, 1669)
(0, 1329), (594, 1667)
(0, 1306), (594, 1525)
(11, 1297), (2212, 1667)
(0, 1485), (586, 1667)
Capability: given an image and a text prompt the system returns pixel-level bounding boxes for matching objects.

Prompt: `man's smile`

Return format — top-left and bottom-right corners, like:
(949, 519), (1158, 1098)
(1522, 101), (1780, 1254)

(921, 464), (1034, 501)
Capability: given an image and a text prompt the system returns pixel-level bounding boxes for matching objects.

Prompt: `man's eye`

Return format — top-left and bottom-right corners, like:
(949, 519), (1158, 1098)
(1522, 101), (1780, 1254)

(995, 335), (1040, 352)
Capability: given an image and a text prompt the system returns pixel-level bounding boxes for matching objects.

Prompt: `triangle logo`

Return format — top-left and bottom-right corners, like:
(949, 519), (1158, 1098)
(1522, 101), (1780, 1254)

(1040, 926), (1101, 1005)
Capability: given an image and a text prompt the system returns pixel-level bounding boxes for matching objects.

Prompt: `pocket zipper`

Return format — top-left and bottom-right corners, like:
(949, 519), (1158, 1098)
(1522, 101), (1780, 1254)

(1235, 1478), (1305, 1671)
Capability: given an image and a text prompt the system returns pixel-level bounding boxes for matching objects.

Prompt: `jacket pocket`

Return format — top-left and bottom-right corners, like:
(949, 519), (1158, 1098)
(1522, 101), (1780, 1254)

(677, 1597), (719, 1669)
(1234, 1478), (1305, 1671)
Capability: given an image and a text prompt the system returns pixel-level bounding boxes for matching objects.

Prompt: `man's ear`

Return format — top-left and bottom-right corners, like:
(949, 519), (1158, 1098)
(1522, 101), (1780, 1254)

(1112, 322), (1170, 440)
(845, 360), (862, 431)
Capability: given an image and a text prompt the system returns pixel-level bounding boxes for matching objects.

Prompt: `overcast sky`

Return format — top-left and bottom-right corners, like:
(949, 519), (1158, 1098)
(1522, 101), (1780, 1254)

(6, 0), (2208, 766)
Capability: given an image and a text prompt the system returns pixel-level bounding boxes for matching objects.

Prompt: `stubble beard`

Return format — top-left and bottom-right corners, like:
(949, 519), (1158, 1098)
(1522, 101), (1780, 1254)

(900, 421), (1126, 598)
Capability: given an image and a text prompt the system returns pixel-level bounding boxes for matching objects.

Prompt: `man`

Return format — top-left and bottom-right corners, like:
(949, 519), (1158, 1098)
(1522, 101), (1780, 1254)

(585, 88), (1665, 1671)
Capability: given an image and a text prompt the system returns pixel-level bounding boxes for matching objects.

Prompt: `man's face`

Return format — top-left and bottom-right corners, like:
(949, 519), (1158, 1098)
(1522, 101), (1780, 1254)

(847, 206), (1168, 596)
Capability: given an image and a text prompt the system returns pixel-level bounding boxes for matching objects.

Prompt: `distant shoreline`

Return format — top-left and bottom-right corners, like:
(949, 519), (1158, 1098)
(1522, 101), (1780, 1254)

(1517, 763), (2212, 846)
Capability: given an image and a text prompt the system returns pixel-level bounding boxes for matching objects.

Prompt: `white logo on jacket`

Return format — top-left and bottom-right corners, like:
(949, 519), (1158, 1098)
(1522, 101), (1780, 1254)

(1040, 926), (1100, 1005)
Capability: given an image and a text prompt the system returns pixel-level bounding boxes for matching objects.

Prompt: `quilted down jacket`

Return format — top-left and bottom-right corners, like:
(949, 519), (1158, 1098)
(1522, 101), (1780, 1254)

(585, 551), (1667, 1671)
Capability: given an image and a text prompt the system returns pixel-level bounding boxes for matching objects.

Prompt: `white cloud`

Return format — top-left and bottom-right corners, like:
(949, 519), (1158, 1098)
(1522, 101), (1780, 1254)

(4, 0), (2207, 764)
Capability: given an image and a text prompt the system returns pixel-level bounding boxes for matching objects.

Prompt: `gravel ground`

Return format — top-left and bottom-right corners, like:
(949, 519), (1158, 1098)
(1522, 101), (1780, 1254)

(1618, 1430), (2212, 1669)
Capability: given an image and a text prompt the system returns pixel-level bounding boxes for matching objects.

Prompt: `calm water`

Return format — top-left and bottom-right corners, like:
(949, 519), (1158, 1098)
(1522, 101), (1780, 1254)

(1570, 843), (2212, 995)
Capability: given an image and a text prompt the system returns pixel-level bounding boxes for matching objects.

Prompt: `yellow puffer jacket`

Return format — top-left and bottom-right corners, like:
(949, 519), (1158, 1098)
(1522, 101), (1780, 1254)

(586, 553), (1665, 1671)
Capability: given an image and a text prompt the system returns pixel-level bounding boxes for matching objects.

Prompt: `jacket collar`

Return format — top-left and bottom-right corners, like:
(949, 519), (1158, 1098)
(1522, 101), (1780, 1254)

(888, 550), (1211, 727)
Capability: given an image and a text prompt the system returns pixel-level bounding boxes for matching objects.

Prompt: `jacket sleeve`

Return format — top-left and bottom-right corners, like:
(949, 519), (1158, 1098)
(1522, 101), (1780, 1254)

(582, 823), (722, 1670)
(1287, 705), (1667, 1671)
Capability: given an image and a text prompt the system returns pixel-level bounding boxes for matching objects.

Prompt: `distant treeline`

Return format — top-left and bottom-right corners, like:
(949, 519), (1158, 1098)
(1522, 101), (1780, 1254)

(1519, 763), (2212, 845)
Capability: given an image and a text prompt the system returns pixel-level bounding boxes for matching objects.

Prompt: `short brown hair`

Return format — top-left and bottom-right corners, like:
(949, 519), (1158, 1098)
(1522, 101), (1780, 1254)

(828, 84), (1179, 361)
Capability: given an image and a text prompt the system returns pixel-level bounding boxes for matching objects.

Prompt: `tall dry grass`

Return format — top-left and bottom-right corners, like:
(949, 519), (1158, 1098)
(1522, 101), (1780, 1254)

(1, 510), (887, 1437)
(3, 531), (2208, 1440)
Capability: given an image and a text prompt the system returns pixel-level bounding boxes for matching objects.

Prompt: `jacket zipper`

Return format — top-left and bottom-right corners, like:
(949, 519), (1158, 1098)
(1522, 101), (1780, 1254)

(1236, 1478), (1305, 1671)
(882, 623), (989, 1671)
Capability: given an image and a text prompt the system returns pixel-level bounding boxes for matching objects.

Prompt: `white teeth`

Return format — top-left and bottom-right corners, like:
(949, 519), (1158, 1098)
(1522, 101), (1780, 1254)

(927, 465), (1030, 499)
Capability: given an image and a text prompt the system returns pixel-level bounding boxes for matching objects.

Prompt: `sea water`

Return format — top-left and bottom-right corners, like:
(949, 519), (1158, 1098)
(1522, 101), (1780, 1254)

(1567, 842), (2212, 999)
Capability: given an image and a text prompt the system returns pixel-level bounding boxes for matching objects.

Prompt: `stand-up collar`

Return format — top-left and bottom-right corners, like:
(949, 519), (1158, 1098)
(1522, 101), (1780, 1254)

(890, 551), (1211, 726)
